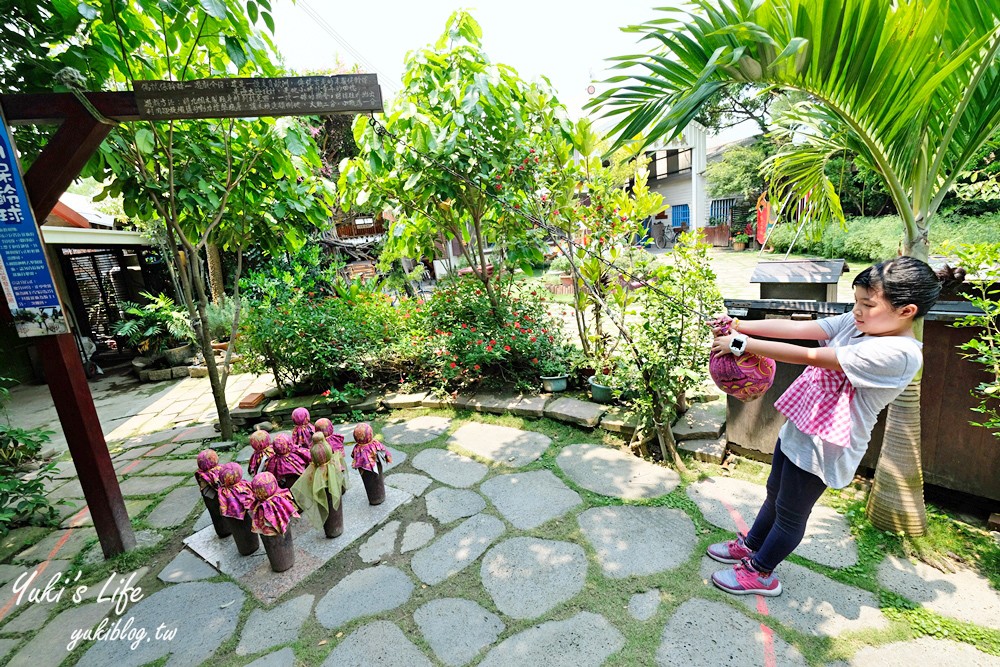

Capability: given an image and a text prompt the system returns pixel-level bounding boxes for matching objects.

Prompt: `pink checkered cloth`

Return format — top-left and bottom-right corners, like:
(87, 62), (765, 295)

(774, 365), (855, 448)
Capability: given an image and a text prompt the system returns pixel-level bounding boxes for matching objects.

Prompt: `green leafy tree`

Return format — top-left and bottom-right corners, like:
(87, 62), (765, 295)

(11, 0), (333, 438)
(591, 0), (1000, 535)
(339, 11), (570, 313)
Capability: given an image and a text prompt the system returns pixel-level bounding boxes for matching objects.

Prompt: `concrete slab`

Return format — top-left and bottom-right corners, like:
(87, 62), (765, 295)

(456, 393), (524, 415)
(137, 458), (196, 475)
(314, 565), (414, 630)
(146, 484), (202, 528)
(0, 564), (25, 586)
(14, 527), (96, 563)
(447, 422), (551, 467)
(598, 407), (639, 435)
(381, 416), (451, 445)
(421, 394), (455, 409)
(320, 621), (432, 667)
(411, 514), (505, 585)
(578, 506), (696, 579)
(359, 520), (400, 563)
(7, 601), (114, 667)
(118, 474), (182, 497)
(686, 477), (858, 568)
(510, 394), (549, 418)
(382, 391), (429, 409)
(848, 637), (1000, 667)
(544, 397), (608, 428)
(412, 448), (488, 488)
(678, 436), (727, 464)
(425, 488), (486, 524)
(481, 537), (587, 619)
(556, 443), (680, 499)
(0, 601), (52, 634)
(699, 558), (888, 636)
(63, 498), (154, 528)
(384, 473), (432, 497)
(877, 555), (1000, 630)
(170, 423), (219, 442)
(236, 594), (313, 656)
(628, 589), (660, 621)
(478, 611), (625, 667)
(77, 582), (244, 667)
(0, 527), (50, 562)
(480, 470), (581, 530)
(401, 522), (435, 553)
(415, 598), (504, 667)
(657, 598), (807, 666)
(186, 485), (412, 602)
(158, 549), (219, 583)
(672, 401), (726, 441)
(245, 647), (296, 667)
(0, 639), (17, 662)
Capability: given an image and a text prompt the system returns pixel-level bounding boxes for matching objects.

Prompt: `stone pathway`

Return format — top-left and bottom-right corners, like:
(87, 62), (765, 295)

(1, 410), (998, 667)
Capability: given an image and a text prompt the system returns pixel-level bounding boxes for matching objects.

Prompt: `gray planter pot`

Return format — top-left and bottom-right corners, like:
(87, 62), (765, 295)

(540, 374), (569, 392)
(163, 343), (194, 366)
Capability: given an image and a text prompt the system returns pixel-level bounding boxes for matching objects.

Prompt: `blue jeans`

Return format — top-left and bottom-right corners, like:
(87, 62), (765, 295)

(743, 440), (828, 573)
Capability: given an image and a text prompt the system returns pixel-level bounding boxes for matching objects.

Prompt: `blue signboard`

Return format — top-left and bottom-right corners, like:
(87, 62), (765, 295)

(0, 112), (68, 337)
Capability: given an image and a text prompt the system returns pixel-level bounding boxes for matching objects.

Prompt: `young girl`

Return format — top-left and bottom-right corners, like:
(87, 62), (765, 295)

(706, 256), (952, 596)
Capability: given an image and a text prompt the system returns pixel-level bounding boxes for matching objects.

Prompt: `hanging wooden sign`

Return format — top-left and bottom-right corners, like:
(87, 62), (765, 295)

(134, 74), (383, 120)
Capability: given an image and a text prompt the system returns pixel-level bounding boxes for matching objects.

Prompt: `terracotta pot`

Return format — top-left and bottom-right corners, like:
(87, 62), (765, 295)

(559, 274), (574, 286)
(360, 461), (385, 505)
(224, 513), (260, 556)
(200, 487), (232, 539)
(261, 529), (295, 572)
(323, 489), (345, 538)
(733, 241), (747, 252)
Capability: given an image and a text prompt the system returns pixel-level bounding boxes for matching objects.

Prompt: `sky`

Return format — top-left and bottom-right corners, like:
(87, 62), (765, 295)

(270, 0), (758, 147)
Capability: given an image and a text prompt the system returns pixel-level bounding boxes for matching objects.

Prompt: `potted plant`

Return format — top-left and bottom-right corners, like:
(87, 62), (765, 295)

(538, 358), (569, 392)
(731, 232), (750, 252)
(588, 370), (615, 404)
(112, 292), (195, 364)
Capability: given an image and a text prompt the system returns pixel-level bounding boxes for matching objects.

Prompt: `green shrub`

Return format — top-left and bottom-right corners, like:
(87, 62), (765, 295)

(421, 276), (572, 391)
(112, 292), (195, 354)
(238, 291), (424, 391)
(204, 298), (243, 342)
(0, 379), (61, 536)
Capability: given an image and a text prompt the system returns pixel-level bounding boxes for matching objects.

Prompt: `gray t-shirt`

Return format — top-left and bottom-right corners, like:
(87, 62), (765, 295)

(779, 312), (923, 488)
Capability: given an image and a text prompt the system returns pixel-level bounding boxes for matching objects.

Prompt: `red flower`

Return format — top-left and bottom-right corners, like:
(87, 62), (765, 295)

(530, 336), (537, 342)
(322, 390), (331, 397)
(486, 346), (494, 352)
(461, 323), (468, 328)
(531, 358), (538, 364)
(450, 362), (457, 368)
(504, 345), (511, 351)
(473, 364), (480, 370)
(490, 339), (496, 345)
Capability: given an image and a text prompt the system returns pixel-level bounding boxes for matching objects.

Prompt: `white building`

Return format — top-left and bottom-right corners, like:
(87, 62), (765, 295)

(643, 121), (709, 234)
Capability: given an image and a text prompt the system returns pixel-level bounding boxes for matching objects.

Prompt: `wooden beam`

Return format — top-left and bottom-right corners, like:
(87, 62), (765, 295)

(23, 111), (113, 222)
(0, 92), (139, 125)
(37, 334), (135, 557)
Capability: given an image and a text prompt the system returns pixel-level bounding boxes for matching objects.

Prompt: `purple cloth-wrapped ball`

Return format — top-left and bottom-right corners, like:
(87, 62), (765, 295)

(291, 407), (315, 449)
(250, 472), (299, 536)
(314, 417), (346, 455)
(354, 422), (375, 445)
(265, 433), (308, 477)
(248, 430), (273, 475)
(708, 317), (776, 401)
(217, 462), (254, 519)
(195, 449), (221, 490)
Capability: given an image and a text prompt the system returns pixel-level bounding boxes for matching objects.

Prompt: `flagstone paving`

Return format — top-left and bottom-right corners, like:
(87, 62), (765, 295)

(3, 408), (1000, 667)
(687, 476), (859, 568)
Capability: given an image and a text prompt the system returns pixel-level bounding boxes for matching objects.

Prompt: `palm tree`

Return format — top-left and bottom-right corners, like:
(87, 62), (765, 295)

(590, 0), (1000, 535)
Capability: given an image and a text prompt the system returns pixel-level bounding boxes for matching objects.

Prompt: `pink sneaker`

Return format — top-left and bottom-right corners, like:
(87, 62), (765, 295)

(712, 558), (782, 597)
(706, 533), (754, 564)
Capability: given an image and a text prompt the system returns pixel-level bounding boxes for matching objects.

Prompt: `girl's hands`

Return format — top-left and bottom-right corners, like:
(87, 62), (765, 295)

(711, 334), (735, 356)
(708, 315), (732, 337)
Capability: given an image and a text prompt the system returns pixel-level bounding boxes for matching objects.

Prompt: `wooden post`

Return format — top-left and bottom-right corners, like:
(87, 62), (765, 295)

(22, 110), (136, 558)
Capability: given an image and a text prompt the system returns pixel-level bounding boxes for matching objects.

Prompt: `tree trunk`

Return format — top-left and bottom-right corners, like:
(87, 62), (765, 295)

(866, 225), (928, 535)
(206, 243), (225, 305)
(866, 381), (927, 535)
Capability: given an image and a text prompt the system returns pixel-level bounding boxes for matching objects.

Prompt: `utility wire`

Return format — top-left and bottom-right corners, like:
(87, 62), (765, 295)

(365, 116), (716, 323)
(296, 0), (401, 95)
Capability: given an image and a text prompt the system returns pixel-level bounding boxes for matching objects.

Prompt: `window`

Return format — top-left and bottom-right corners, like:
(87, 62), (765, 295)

(709, 198), (737, 224)
(672, 204), (690, 229)
(649, 148), (693, 179)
